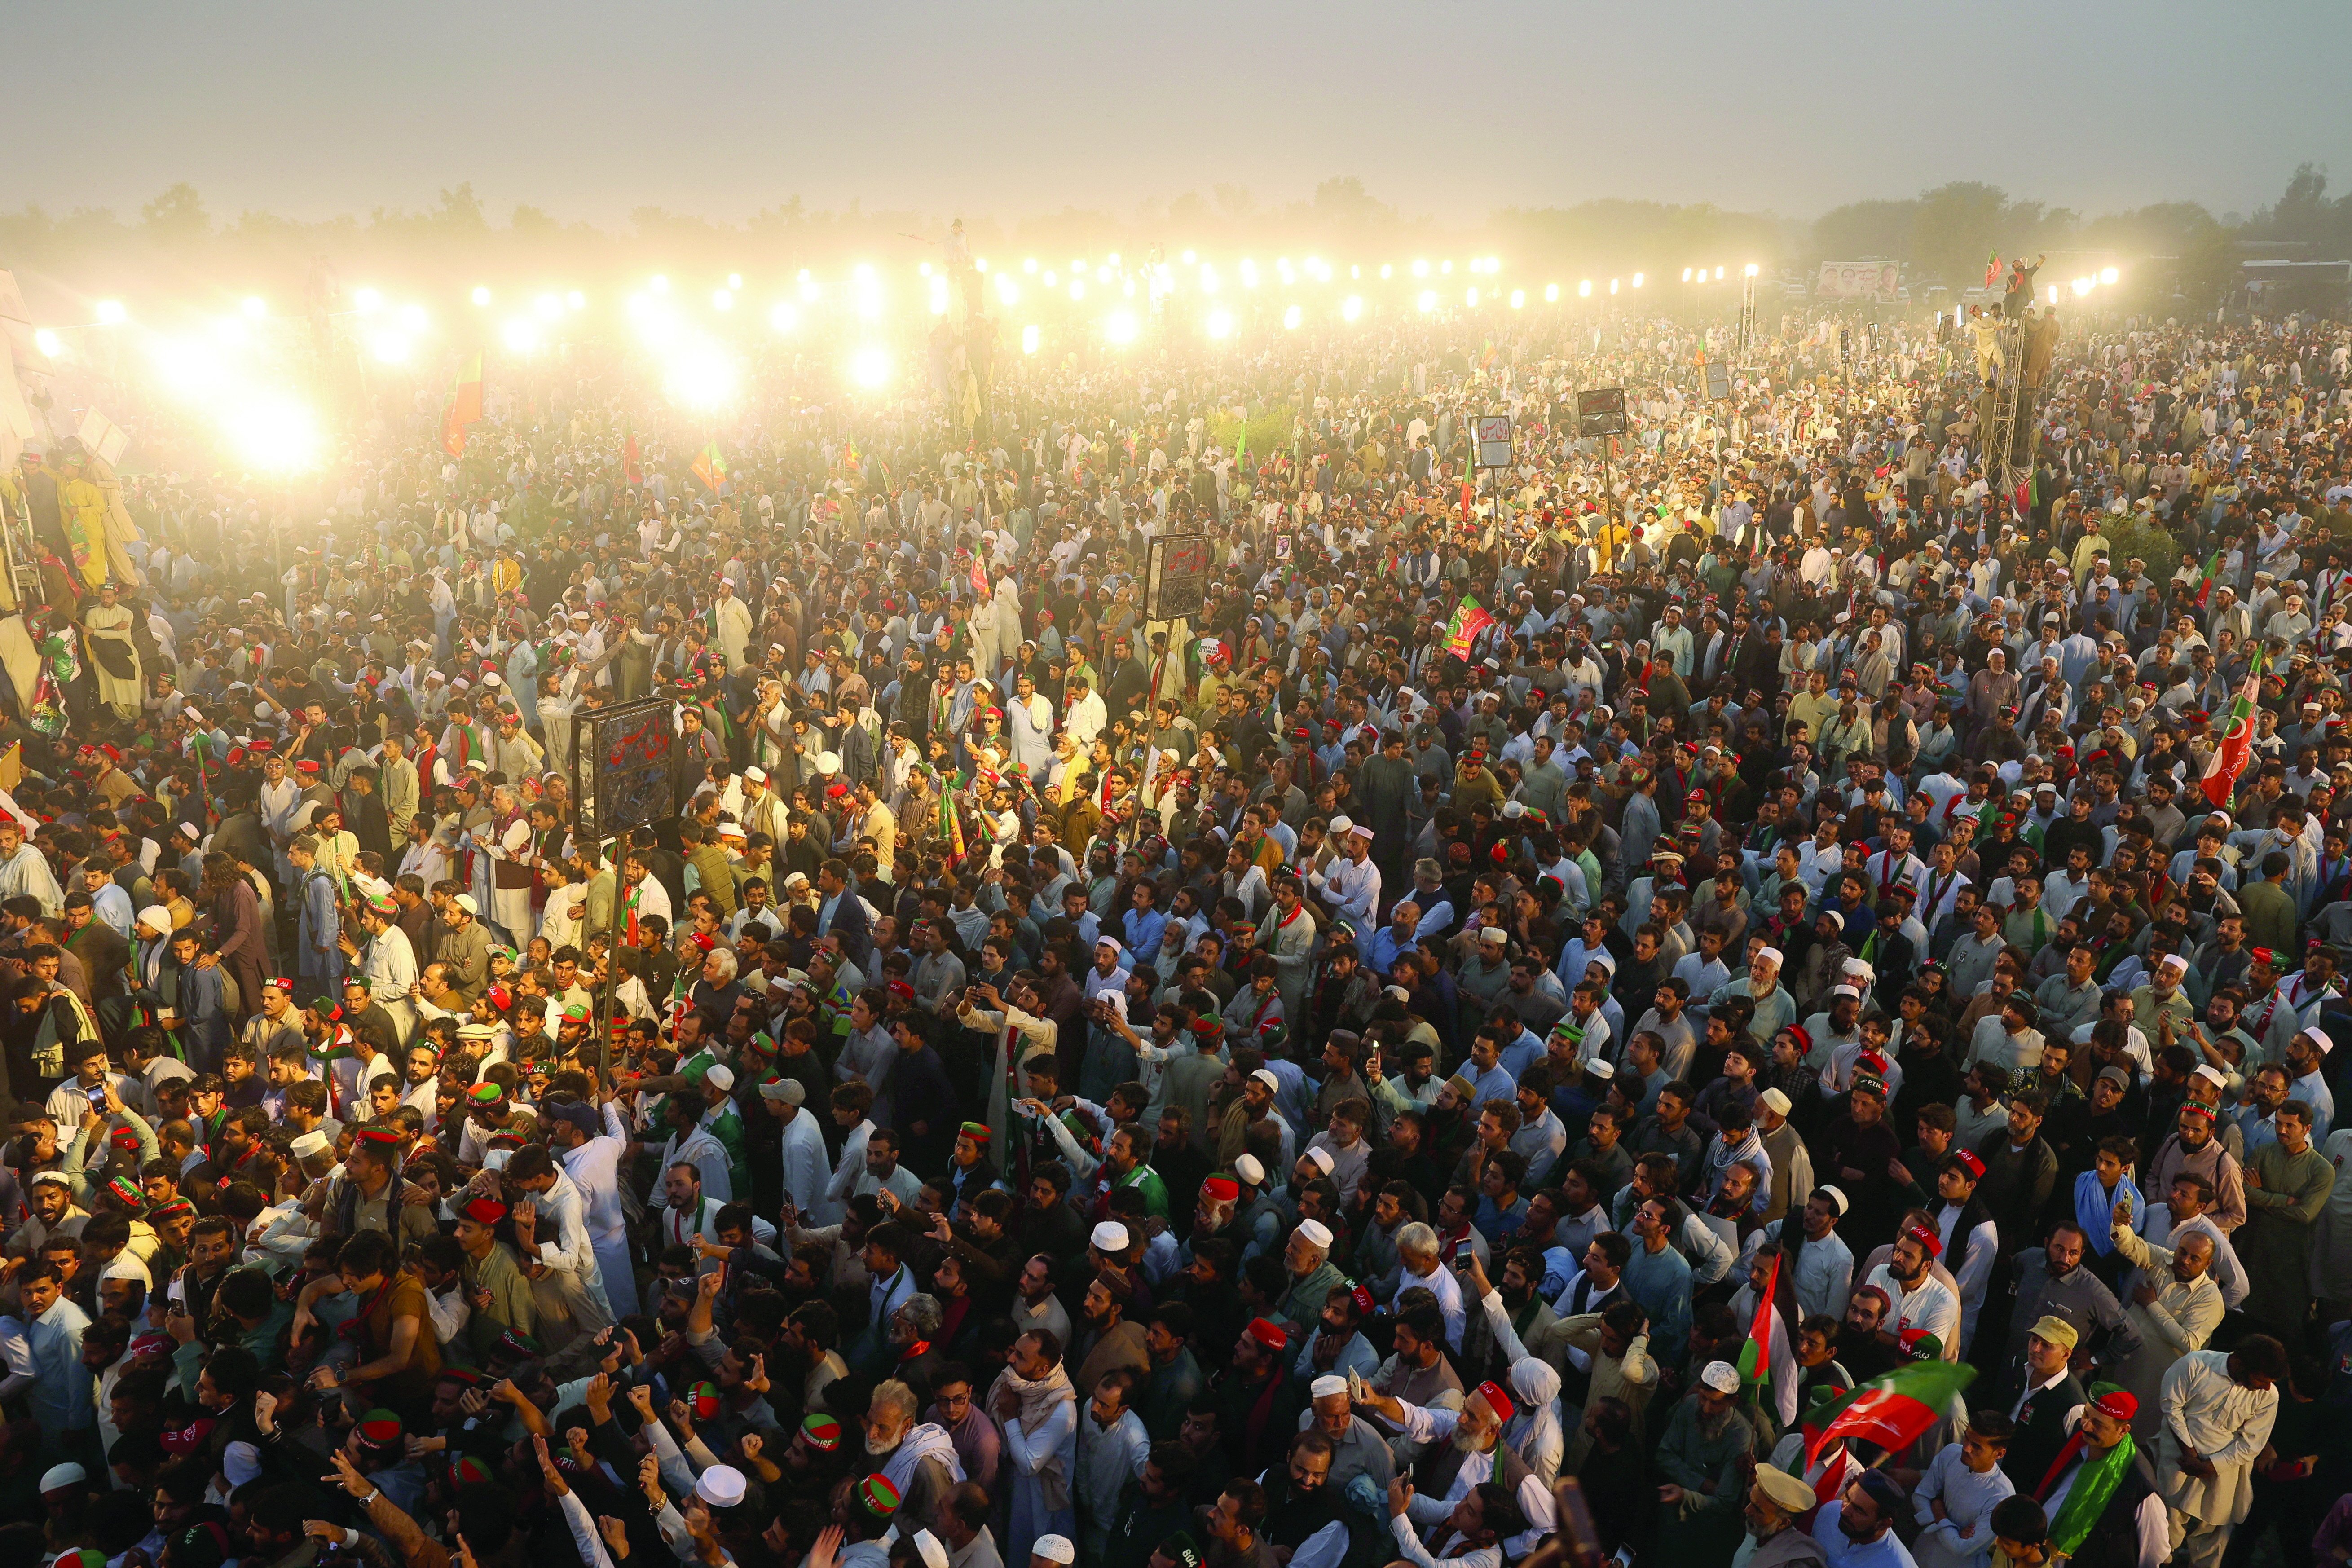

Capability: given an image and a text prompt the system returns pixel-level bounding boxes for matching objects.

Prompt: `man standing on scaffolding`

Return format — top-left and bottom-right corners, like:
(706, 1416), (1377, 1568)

(2004, 252), (2047, 320)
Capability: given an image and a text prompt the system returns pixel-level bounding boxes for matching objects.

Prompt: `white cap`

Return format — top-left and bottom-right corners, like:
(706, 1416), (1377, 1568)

(2300, 1027), (2334, 1056)
(1310, 1374), (1350, 1400)
(744, 766), (768, 784)
(1329, 815), (1354, 836)
(1477, 925), (1509, 944)
(1348, 823), (1374, 840)
(694, 1465), (747, 1508)
(290, 1130), (331, 1158)
(135, 905), (173, 935)
(1250, 1067), (1282, 1092)
(1759, 1088), (1793, 1116)
(817, 750), (841, 773)
(1032, 1539), (1077, 1567)
(1817, 1185), (1850, 1215)
(38, 1463), (85, 1492)
(2192, 1063), (2229, 1088)
(1756, 946), (1784, 968)
(1586, 1058), (1616, 1080)
(1090, 1221), (1131, 1252)
(2159, 953), (2189, 974)
(1303, 1146), (1335, 1175)
(912, 1533), (951, 1568)
(1831, 984), (1861, 1000)
(1699, 1361), (1741, 1394)
(1297, 1218), (1335, 1249)
(1235, 1154), (1266, 1185)
(454, 892), (479, 915)
(705, 1064), (736, 1092)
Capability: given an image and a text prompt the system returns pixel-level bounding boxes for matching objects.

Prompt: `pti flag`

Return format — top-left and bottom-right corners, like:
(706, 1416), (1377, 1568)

(441, 352), (483, 457)
(2200, 655), (2265, 809)
(1444, 595), (1496, 660)
(623, 427), (643, 486)
(691, 441), (727, 492)
(2193, 549), (2224, 608)
(1985, 251), (2003, 288)
(1735, 1252), (1781, 1388)
(1803, 1359), (1977, 1464)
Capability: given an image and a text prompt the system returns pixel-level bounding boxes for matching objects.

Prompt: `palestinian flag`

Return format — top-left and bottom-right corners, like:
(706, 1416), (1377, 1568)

(1985, 251), (2003, 288)
(1735, 1253), (1781, 1388)
(1444, 595), (1496, 660)
(441, 352), (482, 457)
(623, 427), (643, 486)
(2200, 653), (2265, 810)
(691, 441), (727, 492)
(1803, 1359), (1977, 1464)
(2192, 549), (2224, 607)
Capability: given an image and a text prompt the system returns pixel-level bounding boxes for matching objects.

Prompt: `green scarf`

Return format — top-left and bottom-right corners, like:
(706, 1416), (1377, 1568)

(2045, 1434), (2136, 1557)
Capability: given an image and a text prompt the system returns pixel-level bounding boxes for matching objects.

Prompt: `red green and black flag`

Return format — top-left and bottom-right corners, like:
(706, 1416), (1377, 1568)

(1735, 1252), (1781, 1389)
(2199, 649), (2266, 810)
(1802, 1359), (1977, 1464)
(2193, 549), (2224, 607)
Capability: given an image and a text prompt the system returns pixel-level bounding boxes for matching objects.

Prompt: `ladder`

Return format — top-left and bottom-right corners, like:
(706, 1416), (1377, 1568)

(1983, 320), (2039, 493)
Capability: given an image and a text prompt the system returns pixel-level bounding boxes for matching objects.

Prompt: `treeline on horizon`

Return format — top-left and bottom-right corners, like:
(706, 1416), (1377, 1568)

(4, 166), (2346, 314)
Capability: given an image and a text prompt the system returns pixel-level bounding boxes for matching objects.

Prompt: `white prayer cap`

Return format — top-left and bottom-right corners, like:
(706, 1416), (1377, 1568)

(694, 1465), (747, 1508)
(1303, 1146), (1335, 1175)
(1090, 1221), (1131, 1252)
(912, 1533), (951, 1568)
(1816, 1185), (1850, 1215)
(1235, 1154), (1266, 1185)
(1310, 1375), (1350, 1400)
(1032, 1539), (1077, 1566)
(38, 1464), (86, 1492)
(1296, 1219), (1335, 1250)
(705, 1064), (736, 1092)
(1755, 946), (1784, 968)
(1250, 1068), (1282, 1092)
(291, 1130), (331, 1158)
(221, 1442), (263, 1488)
(1699, 1361), (1741, 1394)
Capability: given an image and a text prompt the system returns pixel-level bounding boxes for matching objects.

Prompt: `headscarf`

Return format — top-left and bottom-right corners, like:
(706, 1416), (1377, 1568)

(986, 1359), (1076, 1511)
(1502, 1355), (1566, 1488)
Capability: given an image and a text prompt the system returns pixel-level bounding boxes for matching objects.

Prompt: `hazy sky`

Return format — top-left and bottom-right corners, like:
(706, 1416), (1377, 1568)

(17, 1), (2350, 230)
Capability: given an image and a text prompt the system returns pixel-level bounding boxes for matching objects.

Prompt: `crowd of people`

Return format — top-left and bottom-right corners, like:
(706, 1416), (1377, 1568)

(0, 268), (2348, 1568)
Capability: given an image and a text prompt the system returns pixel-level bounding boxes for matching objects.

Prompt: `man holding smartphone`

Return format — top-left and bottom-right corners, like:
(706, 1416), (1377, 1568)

(43, 1039), (134, 1136)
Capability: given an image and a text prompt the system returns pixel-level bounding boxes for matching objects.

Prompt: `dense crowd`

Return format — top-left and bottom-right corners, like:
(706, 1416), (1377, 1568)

(0, 270), (2349, 1568)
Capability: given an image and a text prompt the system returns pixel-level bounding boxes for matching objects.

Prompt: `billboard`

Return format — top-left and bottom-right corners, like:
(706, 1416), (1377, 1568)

(1815, 261), (1902, 302)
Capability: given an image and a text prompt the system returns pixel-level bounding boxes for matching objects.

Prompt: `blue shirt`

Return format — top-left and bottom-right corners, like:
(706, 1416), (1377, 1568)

(1122, 907), (1167, 960)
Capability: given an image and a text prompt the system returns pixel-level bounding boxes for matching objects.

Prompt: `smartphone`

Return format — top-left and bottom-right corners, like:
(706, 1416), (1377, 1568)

(168, 1299), (187, 1317)
(87, 1085), (107, 1107)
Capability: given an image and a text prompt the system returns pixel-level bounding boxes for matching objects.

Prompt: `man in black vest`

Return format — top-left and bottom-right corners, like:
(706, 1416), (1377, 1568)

(2001, 1314), (2089, 1494)
(2027, 1388), (2163, 1568)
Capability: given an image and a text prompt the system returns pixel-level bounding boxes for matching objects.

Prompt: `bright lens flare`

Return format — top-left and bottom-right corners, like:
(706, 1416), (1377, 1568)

(241, 296), (268, 319)
(150, 337), (225, 394)
(1205, 308), (1234, 340)
(354, 288), (383, 315)
(33, 329), (61, 358)
(95, 300), (128, 326)
(1545, 284), (1560, 303)
(534, 294), (564, 322)
(769, 303), (798, 332)
(712, 289), (734, 312)
(567, 291), (586, 309)
(2101, 266), (2119, 286)
(225, 393), (321, 472)
(398, 304), (429, 331)
(665, 340), (739, 407)
(469, 287), (490, 307)
(995, 274), (1021, 307)
(1105, 309), (1139, 344)
(367, 331), (411, 364)
(850, 346), (890, 388)
(1341, 296), (1362, 322)
(1416, 290), (1437, 313)
(1021, 324), (1039, 355)
(501, 319), (540, 353)
(1282, 304), (1302, 330)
